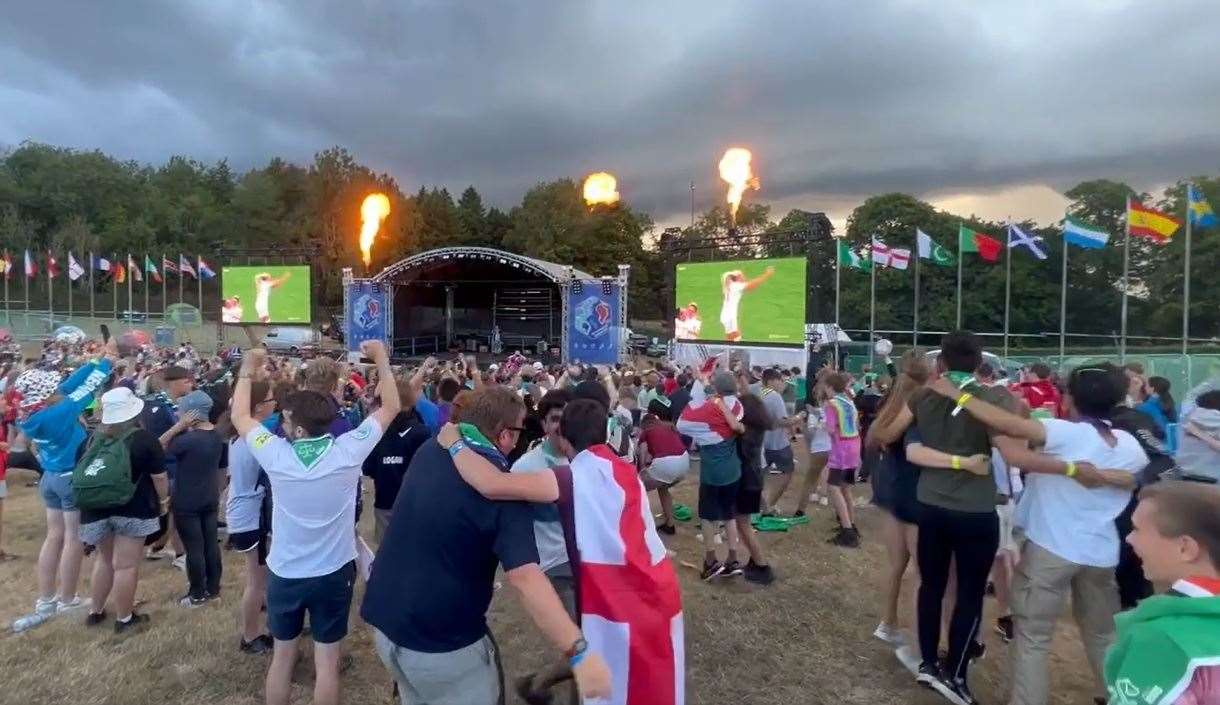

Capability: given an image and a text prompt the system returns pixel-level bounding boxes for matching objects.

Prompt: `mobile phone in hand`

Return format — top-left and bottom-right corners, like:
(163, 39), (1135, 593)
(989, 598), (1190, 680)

(99, 324), (111, 344)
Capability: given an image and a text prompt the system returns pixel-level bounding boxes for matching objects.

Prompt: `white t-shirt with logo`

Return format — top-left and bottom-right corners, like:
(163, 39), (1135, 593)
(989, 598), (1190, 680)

(1015, 418), (1147, 568)
(245, 417), (385, 579)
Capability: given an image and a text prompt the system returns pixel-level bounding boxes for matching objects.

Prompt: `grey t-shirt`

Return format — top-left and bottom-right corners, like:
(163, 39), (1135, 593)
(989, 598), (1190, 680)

(907, 384), (1015, 514)
(761, 388), (791, 451)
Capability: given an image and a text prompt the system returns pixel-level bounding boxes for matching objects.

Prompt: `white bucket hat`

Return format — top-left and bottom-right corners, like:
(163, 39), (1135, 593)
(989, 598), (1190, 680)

(100, 387), (145, 425)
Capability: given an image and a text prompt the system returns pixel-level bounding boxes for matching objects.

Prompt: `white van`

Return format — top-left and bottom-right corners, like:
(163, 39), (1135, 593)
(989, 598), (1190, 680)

(261, 327), (320, 356)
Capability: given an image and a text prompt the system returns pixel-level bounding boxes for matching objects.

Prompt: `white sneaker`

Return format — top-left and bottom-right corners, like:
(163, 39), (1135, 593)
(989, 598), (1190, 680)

(873, 622), (905, 645)
(854, 496), (871, 508)
(819, 496), (829, 506)
(12, 599), (58, 633)
(894, 644), (921, 676)
(56, 596), (89, 614)
(172, 555), (186, 571)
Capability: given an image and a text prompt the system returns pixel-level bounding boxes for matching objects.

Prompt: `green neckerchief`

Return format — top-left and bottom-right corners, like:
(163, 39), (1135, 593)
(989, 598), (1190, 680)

(291, 434), (334, 469)
(944, 371), (978, 390)
(459, 422), (494, 450)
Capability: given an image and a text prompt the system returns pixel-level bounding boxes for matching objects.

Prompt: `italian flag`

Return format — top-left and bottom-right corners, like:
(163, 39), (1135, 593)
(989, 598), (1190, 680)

(837, 240), (871, 271)
(959, 225), (1002, 263)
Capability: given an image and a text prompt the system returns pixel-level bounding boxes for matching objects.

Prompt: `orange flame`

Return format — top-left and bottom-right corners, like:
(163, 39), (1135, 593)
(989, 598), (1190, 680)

(718, 147), (759, 222)
(359, 193), (391, 267)
(582, 172), (620, 206)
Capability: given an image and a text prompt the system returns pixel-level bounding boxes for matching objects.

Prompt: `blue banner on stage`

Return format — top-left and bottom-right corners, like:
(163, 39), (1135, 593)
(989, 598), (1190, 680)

(346, 282), (389, 349)
(567, 281), (620, 364)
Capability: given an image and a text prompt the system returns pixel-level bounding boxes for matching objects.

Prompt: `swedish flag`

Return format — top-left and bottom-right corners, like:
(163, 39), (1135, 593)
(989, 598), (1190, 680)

(1188, 184), (1217, 228)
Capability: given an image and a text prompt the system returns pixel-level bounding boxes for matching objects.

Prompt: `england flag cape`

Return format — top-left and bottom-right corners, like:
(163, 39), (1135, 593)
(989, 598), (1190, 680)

(675, 385), (742, 446)
(565, 445), (684, 705)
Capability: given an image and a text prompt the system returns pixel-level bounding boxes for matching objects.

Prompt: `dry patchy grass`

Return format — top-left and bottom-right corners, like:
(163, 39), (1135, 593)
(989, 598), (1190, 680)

(0, 448), (1101, 705)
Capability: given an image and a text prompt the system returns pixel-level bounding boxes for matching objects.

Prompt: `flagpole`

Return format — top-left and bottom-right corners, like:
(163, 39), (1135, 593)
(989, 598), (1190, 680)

(47, 251), (53, 329)
(1003, 223), (1012, 359)
(869, 238), (877, 369)
(126, 253), (133, 329)
(1120, 198), (1130, 363)
(112, 252), (118, 322)
(178, 256), (183, 304)
(1059, 234), (1068, 366)
(162, 253), (167, 318)
(834, 242), (841, 330)
(913, 232), (921, 350)
(3, 252), (9, 326)
(24, 253), (29, 325)
(197, 256), (203, 316)
(89, 251), (95, 322)
(145, 258), (150, 321)
(955, 221), (963, 329)
(67, 253), (73, 321)
(1183, 193), (1193, 356)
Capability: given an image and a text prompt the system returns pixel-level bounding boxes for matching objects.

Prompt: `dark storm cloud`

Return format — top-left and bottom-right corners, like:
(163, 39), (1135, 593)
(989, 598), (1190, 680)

(2, 1), (1218, 223)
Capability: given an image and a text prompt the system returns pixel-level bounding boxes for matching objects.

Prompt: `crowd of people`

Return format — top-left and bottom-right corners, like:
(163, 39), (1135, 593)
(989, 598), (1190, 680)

(0, 330), (1219, 705)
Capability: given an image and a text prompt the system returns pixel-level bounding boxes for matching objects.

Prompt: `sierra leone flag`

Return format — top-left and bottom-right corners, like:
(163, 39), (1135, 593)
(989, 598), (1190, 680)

(1062, 215), (1110, 250)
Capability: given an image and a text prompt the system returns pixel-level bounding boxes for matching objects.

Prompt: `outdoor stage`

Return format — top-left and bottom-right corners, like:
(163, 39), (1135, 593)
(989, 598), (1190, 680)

(344, 246), (628, 364)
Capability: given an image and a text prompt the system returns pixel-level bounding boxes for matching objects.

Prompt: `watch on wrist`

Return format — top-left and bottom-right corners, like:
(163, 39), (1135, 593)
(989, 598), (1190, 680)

(565, 636), (588, 661)
(447, 440), (467, 458)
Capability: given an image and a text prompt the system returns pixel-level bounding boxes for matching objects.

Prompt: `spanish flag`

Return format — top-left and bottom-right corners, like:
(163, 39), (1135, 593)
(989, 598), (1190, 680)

(1127, 198), (1181, 244)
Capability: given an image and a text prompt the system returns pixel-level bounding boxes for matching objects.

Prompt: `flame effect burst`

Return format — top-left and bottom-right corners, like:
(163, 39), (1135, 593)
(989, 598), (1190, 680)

(718, 147), (760, 223)
(359, 193), (391, 267)
(582, 172), (620, 206)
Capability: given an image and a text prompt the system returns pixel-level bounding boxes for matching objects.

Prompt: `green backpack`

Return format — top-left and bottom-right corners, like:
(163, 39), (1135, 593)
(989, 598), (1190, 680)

(71, 429), (139, 511)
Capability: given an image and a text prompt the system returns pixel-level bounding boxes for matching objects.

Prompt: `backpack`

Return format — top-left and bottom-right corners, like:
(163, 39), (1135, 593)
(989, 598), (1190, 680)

(71, 428), (139, 510)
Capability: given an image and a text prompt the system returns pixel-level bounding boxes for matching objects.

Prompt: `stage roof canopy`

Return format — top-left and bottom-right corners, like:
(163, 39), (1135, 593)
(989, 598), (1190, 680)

(371, 246), (594, 284)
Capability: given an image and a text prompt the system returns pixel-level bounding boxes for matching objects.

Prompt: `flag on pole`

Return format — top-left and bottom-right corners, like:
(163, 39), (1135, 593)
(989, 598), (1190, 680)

(68, 252), (86, 280)
(1007, 224), (1048, 260)
(94, 255), (111, 273)
(1062, 216), (1110, 249)
(113, 262), (126, 284)
(145, 255), (162, 283)
(837, 240), (871, 271)
(162, 256), (179, 274)
(198, 257), (216, 279)
(128, 255), (143, 282)
(871, 239), (911, 270)
(0, 252), (10, 278)
(959, 225), (1003, 262)
(47, 252), (60, 278)
(1188, 184), (1217, 228)
(179, 255), (197, 278)
(916, 229), (954, 266)
(1127, 199), (1181, 244)
(24, 250), (36, 278)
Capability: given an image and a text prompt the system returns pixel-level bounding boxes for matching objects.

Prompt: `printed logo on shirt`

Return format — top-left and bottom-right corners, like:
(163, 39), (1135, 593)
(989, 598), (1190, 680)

(252, 431), (273, 449)
(382, 456), (403, 464)
(291, 436), (333, 469)
(352, 424), (371, 441)
(398, 427), (413, 438)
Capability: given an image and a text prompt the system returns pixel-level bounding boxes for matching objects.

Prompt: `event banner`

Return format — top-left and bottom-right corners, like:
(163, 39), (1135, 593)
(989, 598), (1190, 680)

(567, 280), (620, 364)
(345, 281), (390, 348)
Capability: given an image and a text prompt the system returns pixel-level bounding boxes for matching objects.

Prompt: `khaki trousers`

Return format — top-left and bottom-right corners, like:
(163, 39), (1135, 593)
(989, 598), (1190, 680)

(1009, 540), (1118, 705)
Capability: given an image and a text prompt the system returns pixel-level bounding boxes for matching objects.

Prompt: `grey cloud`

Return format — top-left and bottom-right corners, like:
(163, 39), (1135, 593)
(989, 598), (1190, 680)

(2, 1), (1218, 225)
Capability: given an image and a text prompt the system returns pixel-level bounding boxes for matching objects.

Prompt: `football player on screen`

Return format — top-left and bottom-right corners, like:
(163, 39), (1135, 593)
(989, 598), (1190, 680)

(253, 271), (292, 323)
(719, 266), (774, 342)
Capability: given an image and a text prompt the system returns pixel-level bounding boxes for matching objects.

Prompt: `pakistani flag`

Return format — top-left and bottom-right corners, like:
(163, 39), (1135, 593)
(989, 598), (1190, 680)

(917, 229), (954, 266)
(837, 240), (871, 271)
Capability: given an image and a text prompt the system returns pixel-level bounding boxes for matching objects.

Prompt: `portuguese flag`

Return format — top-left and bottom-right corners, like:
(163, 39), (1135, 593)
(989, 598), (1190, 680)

(959, 225), (1002, 263)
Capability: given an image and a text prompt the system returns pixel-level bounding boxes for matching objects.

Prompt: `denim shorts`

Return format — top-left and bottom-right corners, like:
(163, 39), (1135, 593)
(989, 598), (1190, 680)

(39, 472), (76, 511)
(268, 561), (356, 644)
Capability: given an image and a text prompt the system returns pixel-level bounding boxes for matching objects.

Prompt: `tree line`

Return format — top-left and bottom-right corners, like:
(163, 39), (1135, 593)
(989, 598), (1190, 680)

(0, 141), (1215, 348)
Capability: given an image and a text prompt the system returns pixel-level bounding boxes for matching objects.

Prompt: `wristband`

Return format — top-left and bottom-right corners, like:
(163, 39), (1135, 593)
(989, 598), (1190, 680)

(447, 440), (467, 458)
(567, 636), (589, 668)
(1065, 461), (1078, 478)
(951, 455), (962, 471)
(951, 392), (973, 417)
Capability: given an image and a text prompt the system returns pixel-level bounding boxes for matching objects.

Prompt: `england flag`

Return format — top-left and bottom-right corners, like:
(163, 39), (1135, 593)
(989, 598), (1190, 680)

(676, 384), (742, 446)
(570, 446), (684, 705)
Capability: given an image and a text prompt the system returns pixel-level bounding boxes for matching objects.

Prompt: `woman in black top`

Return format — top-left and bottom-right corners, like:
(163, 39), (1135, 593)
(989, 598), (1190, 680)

(80, 387), (169, 633)
(734, 382), (775, 585)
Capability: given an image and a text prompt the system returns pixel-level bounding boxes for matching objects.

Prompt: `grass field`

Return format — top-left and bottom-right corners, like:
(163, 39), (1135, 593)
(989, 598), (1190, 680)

(674, 257), (805, 345)
(220, 265), (312, 325)
(0, 441), (1101, 705)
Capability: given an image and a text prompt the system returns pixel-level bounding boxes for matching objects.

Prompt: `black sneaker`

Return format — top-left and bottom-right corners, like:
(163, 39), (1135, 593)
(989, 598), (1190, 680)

(240, 634), (274, 654)
(722, 560), (744, 577)
(85, 610), (108, 627)
(949, 677), (979, 705)
(792, 510), (806, 518)
(743, 560), (774, 585)
(114, 613), (150, 634)
(829, 527), (860, 548)
(656, 523), (676, 536)
(995, 615), (1014, 643)
(700, 560), (725, 581)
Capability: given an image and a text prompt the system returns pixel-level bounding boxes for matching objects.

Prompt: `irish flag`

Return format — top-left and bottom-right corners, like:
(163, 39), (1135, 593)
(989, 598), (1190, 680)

(568, 446), (684, 705)
(959, 225), (1002, 262)
(1127, 198), (1181, 244)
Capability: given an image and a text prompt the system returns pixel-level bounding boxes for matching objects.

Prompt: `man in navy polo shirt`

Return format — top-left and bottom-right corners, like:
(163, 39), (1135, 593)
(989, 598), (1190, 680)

(362, 386), (610, 705)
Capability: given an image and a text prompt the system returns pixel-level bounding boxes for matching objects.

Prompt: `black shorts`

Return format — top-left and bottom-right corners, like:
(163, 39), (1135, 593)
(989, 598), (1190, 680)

(230, 528), (269, 566)
(764, 446), (796, 474)
(735, 488), (762, 516)
(267, 561), (356, 644)
(699, 481), (739, 522)
(828, 468), (858, 487)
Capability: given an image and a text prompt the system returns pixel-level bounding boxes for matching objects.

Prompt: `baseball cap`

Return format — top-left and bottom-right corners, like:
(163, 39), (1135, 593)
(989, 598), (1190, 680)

(177, 390), (214, 419)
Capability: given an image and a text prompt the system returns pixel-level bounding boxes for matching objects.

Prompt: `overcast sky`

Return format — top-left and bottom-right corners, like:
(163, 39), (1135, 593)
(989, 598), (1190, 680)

(2, 1), (1218, 231)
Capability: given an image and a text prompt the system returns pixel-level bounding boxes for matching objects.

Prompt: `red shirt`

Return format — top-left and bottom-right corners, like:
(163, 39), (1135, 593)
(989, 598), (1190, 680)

(640, 420), (687, 459)
(662, 378), (678, 396)
(1019, 380), (1061, 417)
